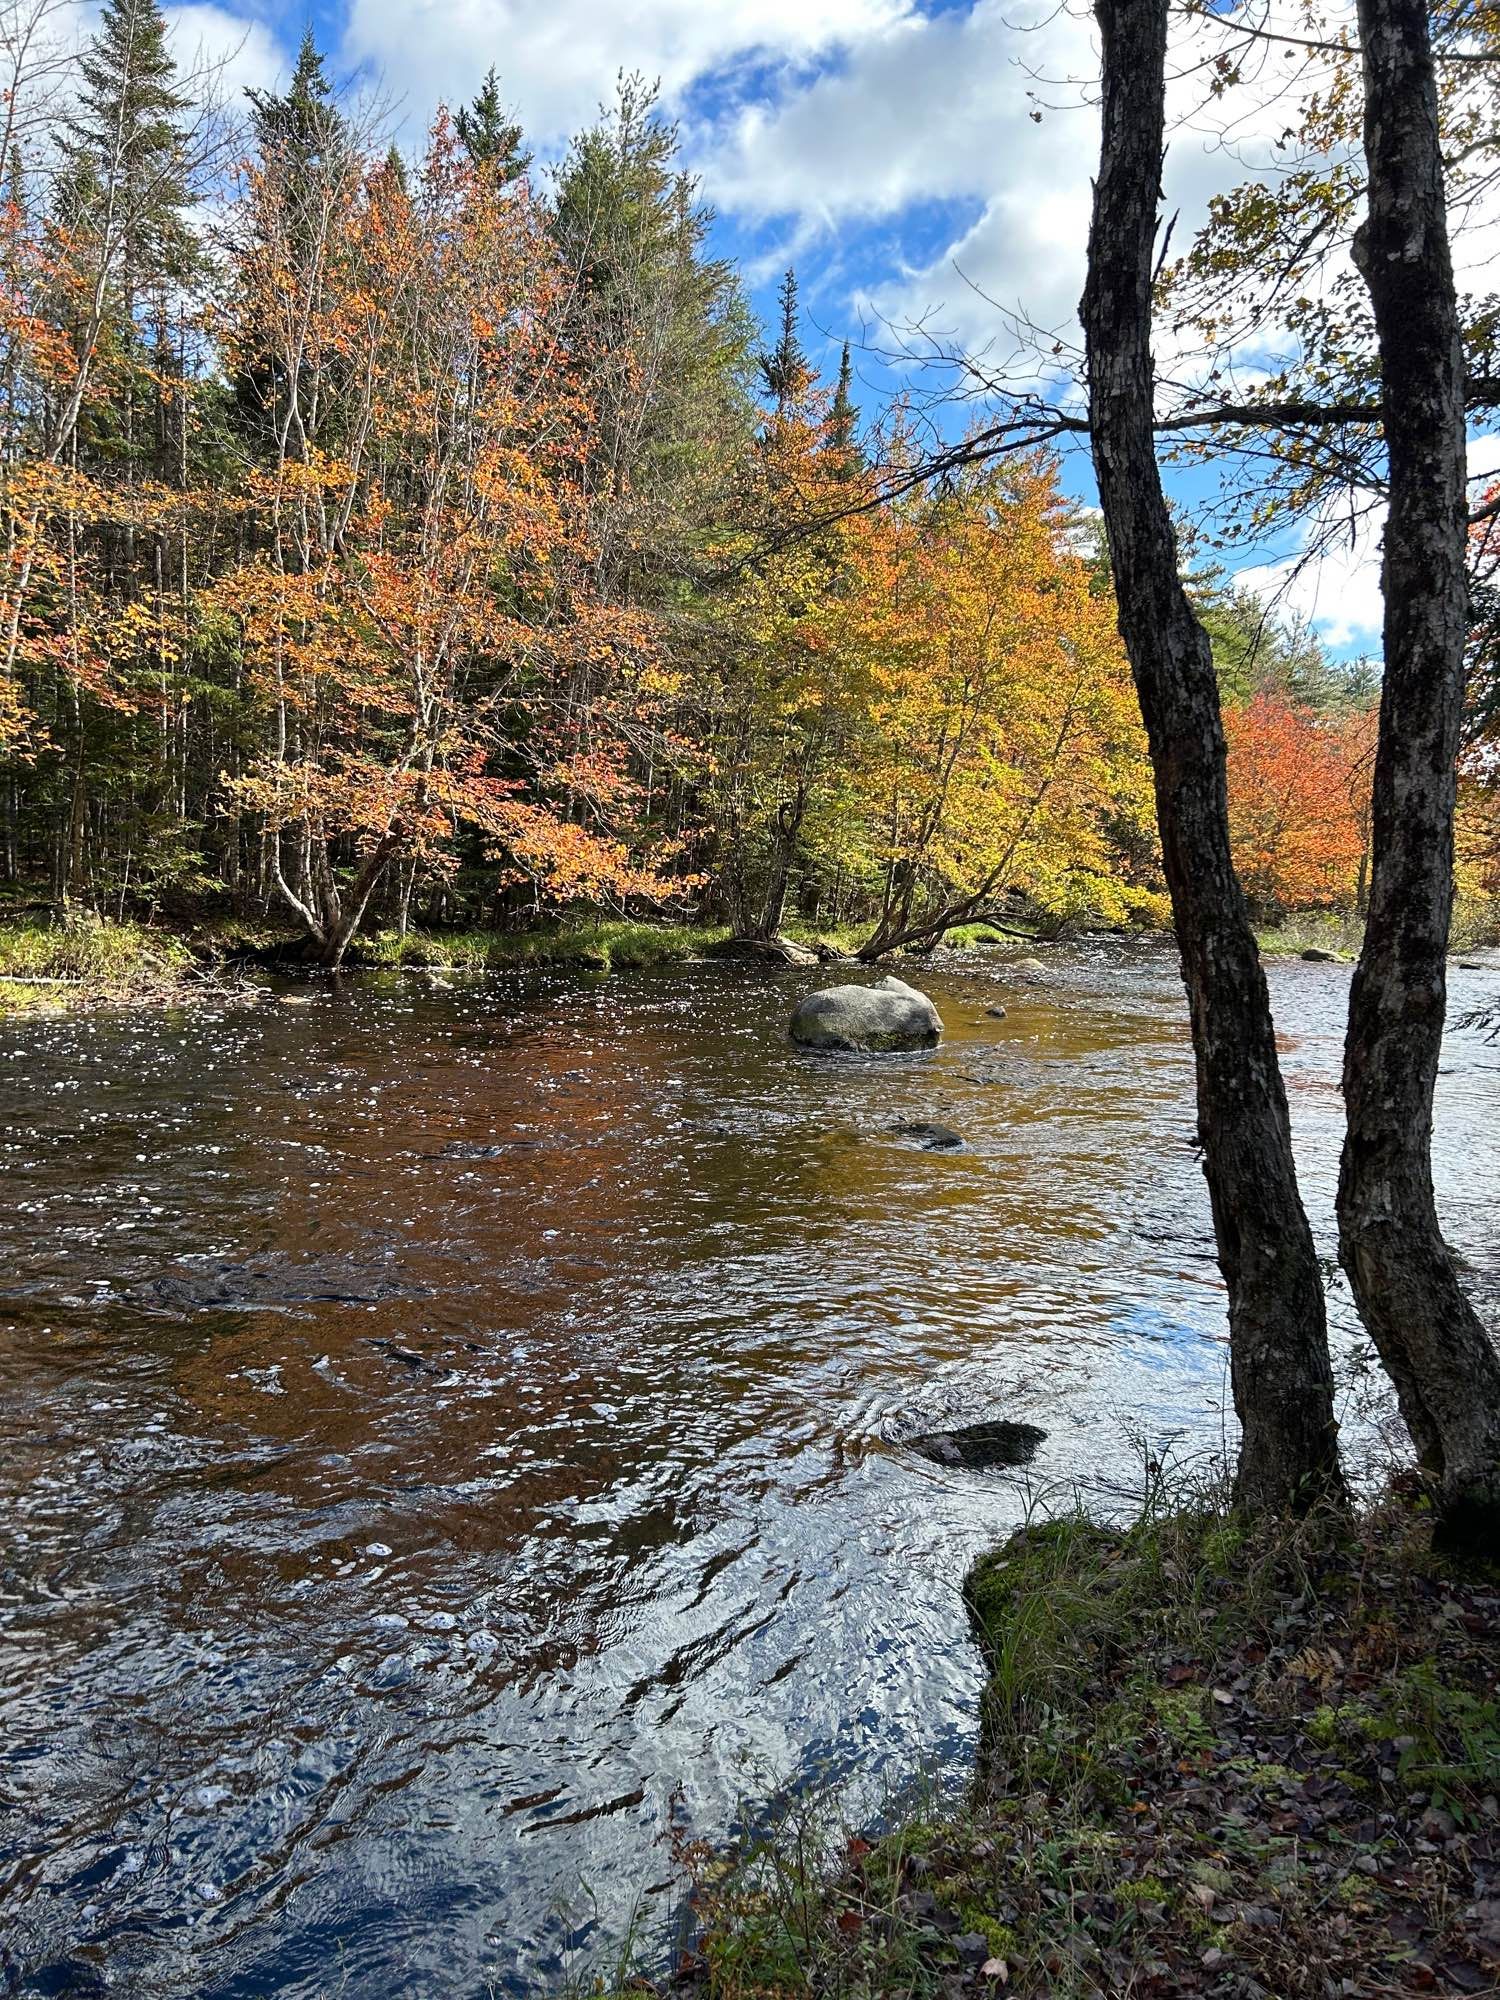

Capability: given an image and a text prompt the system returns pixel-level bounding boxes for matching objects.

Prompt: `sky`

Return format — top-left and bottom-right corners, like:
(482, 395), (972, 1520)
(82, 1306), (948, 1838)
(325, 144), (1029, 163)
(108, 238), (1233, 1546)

(155, 0), (1499, 661)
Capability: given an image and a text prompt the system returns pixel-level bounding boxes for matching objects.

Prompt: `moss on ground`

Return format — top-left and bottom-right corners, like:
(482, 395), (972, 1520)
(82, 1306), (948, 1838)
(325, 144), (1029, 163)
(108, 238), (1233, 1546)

(621, 1496), (1500, 1999)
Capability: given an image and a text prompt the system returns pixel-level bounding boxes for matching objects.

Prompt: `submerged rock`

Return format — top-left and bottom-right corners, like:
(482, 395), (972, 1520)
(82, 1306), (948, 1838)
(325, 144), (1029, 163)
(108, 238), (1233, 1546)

(136, 1256), (420, 1311)
(789, 975), (942, 1052)
(908, 1419), (1047, 1471)
(983, 1004), (1008, 1020)
(889, 1120), (965, 1152)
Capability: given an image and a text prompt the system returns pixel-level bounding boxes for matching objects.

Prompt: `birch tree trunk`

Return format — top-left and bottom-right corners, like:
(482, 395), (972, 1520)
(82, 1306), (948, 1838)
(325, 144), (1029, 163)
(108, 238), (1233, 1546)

(1338, 0), (1500, 1548)
(1082, 0), (1343, 1512)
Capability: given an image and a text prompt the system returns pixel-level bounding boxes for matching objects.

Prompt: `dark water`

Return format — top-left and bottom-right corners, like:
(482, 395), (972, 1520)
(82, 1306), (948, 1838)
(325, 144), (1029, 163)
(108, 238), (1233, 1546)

(2, 941), (1497, 1998)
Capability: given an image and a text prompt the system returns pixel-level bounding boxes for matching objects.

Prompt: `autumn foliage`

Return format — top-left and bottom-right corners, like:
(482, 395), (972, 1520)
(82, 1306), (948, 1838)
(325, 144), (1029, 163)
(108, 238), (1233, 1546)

(0, 4), (1401, 960)
(1223, 695), (1374, 918)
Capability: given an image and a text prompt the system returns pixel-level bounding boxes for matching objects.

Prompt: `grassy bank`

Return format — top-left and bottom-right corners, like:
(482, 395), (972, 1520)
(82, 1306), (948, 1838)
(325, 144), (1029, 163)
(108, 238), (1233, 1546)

(660, 1493), (1500, 1999)
(356, 919), (733, 973)
(0, 915), (195, 1017)
(1256, 900), (1500, 959)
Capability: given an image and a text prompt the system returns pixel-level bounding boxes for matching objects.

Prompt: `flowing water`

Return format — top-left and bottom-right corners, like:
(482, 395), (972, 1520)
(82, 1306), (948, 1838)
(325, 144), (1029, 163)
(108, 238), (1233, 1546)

(2, 940), (1497, 1998)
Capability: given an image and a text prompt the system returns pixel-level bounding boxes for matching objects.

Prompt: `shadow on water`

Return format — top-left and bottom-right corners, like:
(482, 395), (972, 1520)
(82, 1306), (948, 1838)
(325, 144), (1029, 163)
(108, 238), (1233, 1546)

(1, 940), (1497, 1996)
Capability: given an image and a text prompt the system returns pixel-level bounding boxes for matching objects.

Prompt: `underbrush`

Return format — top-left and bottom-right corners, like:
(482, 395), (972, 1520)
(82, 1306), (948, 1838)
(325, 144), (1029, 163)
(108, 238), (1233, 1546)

(621, 1490), (1500, 1999)
(0, 914), (194, 1016)
(1255, 913), (1365, 958)
(1257, 898), (1500, 958)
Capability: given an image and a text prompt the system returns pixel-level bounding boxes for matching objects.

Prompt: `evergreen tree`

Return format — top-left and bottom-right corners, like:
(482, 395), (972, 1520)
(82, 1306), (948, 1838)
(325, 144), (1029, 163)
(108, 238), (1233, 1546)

(552, 74), (757, 589)
(761, 267), (810, 419)
(236, 30), (354, 450)
(456, 67), (531, 182)
(827, 340), (861, 474)
(247, 28), (346, 180)
(756, 266), (816, 422)
(62, 0), (196, 317)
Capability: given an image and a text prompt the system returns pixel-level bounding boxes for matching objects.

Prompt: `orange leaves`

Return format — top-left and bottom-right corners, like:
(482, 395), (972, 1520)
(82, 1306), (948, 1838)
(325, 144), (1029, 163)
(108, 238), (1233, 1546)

(1224, 694), (1373, 913)
(206, 119), (672, 933)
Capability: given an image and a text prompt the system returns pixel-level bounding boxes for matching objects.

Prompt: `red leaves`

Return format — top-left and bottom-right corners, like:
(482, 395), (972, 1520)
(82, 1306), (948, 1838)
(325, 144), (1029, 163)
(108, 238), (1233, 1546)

(1224, 693), (1375, 912)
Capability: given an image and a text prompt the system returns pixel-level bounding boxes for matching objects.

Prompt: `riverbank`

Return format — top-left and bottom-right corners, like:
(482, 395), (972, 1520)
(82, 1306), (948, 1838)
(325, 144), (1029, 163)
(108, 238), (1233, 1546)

(3, 905), (1495, 1023)
(0, 915), (739, 1017)
(0, 912), (1013, 1017)
(667, 1493), (1500, 1998)
(0, 916), (197, 1017)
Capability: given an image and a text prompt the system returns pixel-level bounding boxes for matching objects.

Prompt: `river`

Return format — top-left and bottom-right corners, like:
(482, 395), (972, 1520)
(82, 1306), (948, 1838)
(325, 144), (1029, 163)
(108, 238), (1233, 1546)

(2, 940), (1496, 1997)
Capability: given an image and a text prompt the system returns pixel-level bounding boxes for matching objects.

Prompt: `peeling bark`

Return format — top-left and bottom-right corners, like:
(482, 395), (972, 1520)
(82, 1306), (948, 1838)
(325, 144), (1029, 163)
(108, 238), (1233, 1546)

(1083, 0), (1343, 1513)
(1339, 0), (1500, 1548)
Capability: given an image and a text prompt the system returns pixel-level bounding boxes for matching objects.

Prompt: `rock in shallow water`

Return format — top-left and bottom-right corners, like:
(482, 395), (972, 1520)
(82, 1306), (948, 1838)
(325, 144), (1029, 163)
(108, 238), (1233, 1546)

(908, 1419), (1047, 1470)
(788, 975), (942, 1052)
(889, 1121), (965, 1151)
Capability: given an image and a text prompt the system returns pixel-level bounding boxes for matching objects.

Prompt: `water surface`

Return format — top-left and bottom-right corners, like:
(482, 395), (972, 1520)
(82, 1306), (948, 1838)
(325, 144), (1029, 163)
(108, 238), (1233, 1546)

(2, 941), (1496, 1996)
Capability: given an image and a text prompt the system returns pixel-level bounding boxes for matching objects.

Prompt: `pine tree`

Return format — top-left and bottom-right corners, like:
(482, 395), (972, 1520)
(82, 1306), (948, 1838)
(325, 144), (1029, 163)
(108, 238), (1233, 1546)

(761, 268), (810, 419)
(456, 67), (531, 183)
(827, 340), (861, 475)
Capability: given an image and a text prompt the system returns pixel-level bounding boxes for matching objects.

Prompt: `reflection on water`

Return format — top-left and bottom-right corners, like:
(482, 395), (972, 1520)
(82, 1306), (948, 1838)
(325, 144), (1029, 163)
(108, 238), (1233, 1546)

(1, 941), (1496, 1996)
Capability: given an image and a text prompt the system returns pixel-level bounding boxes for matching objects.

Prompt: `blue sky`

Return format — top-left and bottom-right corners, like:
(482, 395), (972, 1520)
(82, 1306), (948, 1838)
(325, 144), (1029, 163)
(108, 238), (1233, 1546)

(163, 0), (1446, 658)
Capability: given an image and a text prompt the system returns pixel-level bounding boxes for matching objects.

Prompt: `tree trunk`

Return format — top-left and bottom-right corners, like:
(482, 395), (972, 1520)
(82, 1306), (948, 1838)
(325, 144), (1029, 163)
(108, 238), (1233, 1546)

(1338, 0), (1500, 1547)
(1082, 0), (1343, 1513)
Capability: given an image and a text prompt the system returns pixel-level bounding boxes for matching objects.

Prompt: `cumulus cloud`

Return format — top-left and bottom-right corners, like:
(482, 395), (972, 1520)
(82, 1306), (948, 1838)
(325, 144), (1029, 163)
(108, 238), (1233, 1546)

(337, 0), (911, 148)
(1234, 434), (1500, 652)
(1236, 514), (1387, 653)
(164, 4), (284, 102)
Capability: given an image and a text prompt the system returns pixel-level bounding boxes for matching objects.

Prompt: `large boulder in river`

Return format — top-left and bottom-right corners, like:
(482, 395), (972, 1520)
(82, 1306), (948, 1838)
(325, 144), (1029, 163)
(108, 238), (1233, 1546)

(789, 975), (943, 1052)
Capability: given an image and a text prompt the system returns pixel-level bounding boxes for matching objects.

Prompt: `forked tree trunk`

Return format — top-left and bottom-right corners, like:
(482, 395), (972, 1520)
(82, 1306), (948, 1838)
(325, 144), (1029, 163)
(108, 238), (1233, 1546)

(1082, 0), (1343, 1512)
(1338, 0), (1500, 1546)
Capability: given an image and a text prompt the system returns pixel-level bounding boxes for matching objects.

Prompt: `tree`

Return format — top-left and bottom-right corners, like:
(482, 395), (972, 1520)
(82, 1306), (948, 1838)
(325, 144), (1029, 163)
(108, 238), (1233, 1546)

(455, 66), (531, 183)
(551, 75), (758, 598)
(1336, 0), (1500, 1547)
(1224, 694), (1370, 918)
(850, 457), (1155, 957)
(827, 340), (862, 479)
(761, 267), (811, 422)
(1081, 0), (1343, 1513)
(218, 121), (671, 965)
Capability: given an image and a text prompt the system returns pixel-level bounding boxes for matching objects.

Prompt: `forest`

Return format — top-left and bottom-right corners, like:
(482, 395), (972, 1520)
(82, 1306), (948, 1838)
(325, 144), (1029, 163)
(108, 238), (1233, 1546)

(3, 2), (1500, 1998)
(1, 0), (1474, 972)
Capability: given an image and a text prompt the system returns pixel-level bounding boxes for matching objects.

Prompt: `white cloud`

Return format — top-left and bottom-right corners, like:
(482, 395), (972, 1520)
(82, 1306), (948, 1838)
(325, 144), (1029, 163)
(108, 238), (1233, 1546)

(164, 4), (284, 102)
(337, 0), (911, 149)
(1236, 513), (1387, 653)
(1234, 433), (1500, 652)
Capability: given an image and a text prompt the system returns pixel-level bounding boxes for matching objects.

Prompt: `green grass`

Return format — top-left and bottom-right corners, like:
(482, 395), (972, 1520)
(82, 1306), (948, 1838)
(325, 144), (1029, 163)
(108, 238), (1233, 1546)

(1255, 912), (1365, 958)
(360, 919), (732, 974)
(0, 914), (194, 1017)
(632, 1487), (1500, 1999)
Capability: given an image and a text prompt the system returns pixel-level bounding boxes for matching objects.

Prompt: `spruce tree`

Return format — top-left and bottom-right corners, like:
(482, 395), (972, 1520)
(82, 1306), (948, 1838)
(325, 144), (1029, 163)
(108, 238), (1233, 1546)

(827, 339), (861, 474)
(552, 74), (757, 586)
(57, 0), (198, 486)
(247, 29), (348, 186)
(456, 68), (531, 182)
(761, 268), (810, 419)
(65, 0), (195, 304)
